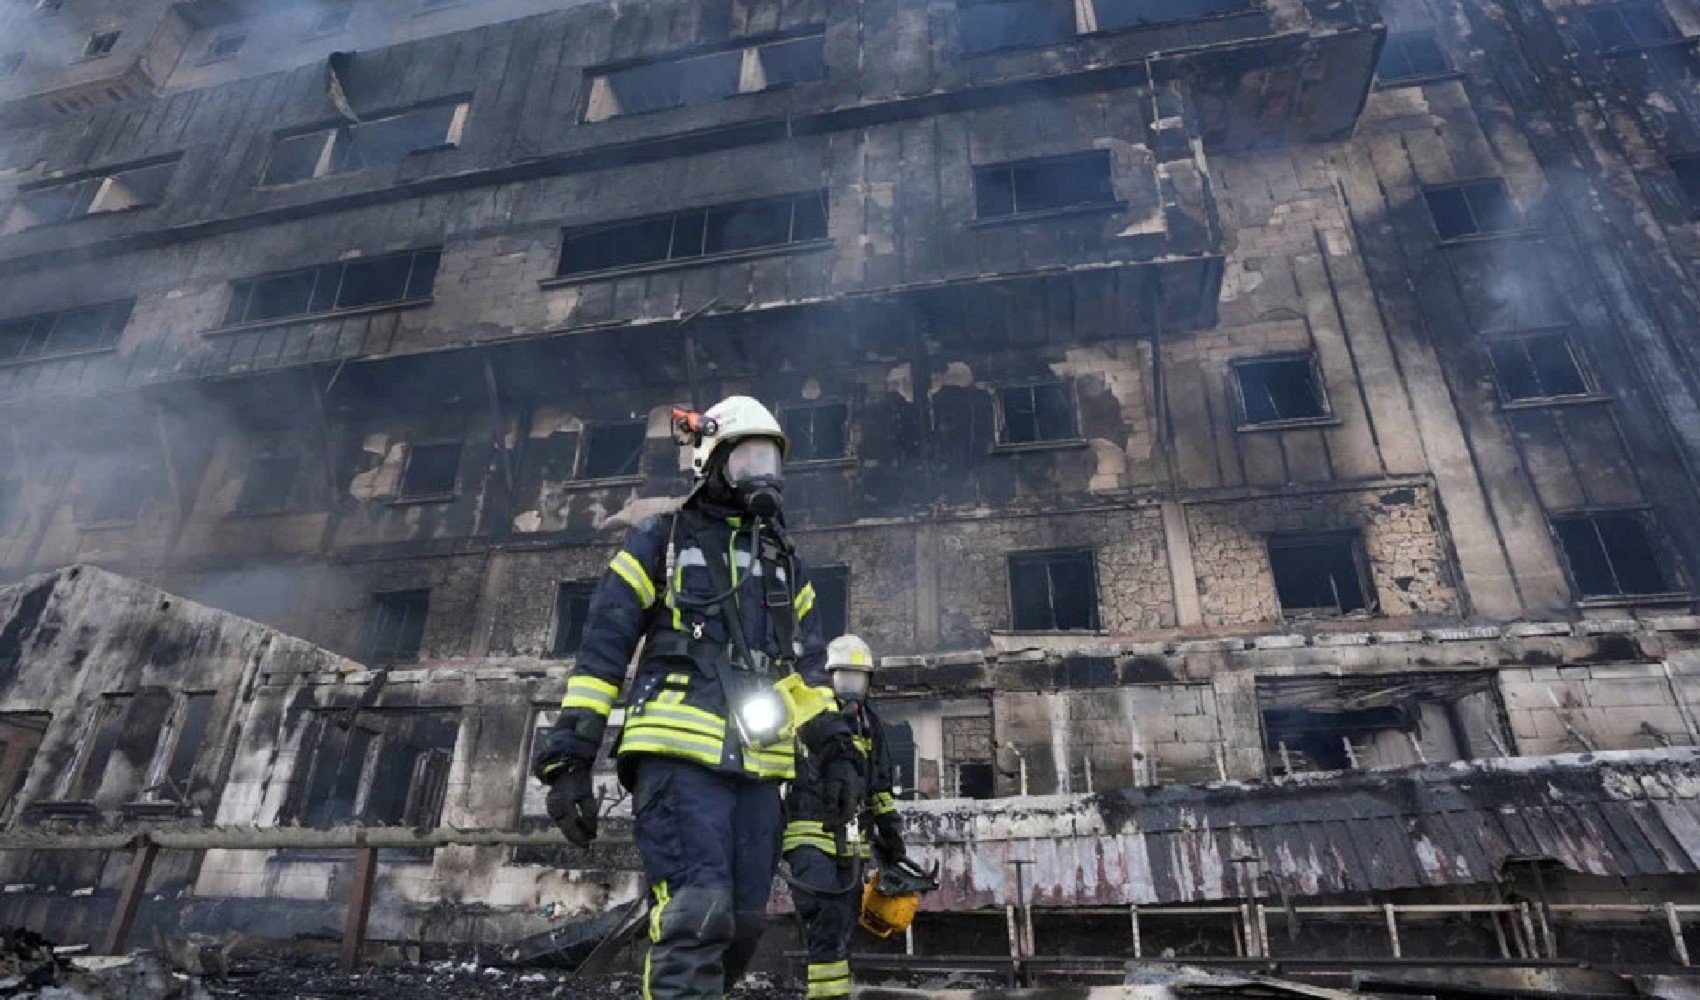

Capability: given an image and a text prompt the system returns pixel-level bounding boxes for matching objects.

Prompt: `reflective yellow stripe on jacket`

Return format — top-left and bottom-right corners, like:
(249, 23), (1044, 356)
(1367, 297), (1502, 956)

(609, 549), (656, 608)
(783, 819), (869, 858)
(869, 790), (897, 817)
(618, 685), (799, 780)
(560, 674), (619, 715)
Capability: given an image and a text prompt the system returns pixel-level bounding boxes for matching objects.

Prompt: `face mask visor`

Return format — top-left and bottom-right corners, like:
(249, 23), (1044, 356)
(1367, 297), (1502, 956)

(724, 437), (783, 487)
(831, 666), (871, 702)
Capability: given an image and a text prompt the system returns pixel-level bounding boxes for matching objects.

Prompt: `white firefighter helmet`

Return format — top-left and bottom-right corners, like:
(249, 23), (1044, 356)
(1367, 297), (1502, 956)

(689, 395), (790, 479)
(827, 634), (875, 700)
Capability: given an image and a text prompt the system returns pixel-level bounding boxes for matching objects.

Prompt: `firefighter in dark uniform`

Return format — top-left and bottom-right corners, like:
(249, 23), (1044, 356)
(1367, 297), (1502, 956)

(531, 396), (864, 1000)
(784, 635), (906, 1000)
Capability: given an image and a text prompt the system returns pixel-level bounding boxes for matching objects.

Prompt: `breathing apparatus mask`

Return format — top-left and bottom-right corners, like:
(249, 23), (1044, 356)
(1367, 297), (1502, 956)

(722, 437), (784, 518)
(831, 665), (871, 703)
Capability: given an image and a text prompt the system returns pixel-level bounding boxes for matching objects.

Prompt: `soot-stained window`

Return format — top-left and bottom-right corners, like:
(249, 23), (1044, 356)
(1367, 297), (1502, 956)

(1268, 532), (1372, 618)
(77, 452), (156, 526)
(222, 248), (440, 327)
(1377, 31), (1450, 82)
(551, 581), (595, 657)
(286, 710), (458, 856)
(1232, 354), (1329, 425)
(1424, 179), (1521, 240)
(578, 422), (645, 480)
(362, 589), (430, 664)
(261, 101), (468, 186)
(1553, 511), (1675, 598)
(1009, 549), (1099, 631)
(4, 159), (177, 232)
(783, 402), (850, 462)
(1259, 674), (1504, 775)
(974, 150), (1116, 220)
(0, 301), (131, 365)
(203, 31), (246, 61)
(884, 720), (916, 794)
(557, 192), (829, 277)
(584, 31), (825, 121)
(236, 447), (310, 514)
(66, 690), (172, 802)
(1582, 1), (1677, 50)
(957, 0), (1075, 54)
(156, 693), (214, 800)
(1488, 333), (1591, 401)
(0, 713), (48, 819)
(810, 565), (850, 641)
(1670, 155), (1700, 212)
(83, 31), (119, 58)
(398, 441), (460, 499)
(999, 382), (1077, 443)
(1090, 0), (1249, 32)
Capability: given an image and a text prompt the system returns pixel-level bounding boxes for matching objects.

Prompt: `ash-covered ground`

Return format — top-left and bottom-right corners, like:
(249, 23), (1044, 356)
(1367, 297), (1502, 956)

(210, 959), (798, 999)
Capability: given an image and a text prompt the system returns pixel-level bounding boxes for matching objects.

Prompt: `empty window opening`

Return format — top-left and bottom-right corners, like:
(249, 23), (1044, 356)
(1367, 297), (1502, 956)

(0, 53), (23, 78)
(885, 720), (916, 795)
(810, 565), (850, 642)
(309, 2), (354, 34)
(398, 441), (460, 499)
(6, 160), (177, 232)
(557, 192), (828, 277)
(551, 581), (595, 657)
(362, 589), (430, 664)
(64, 689), (172, 802)
(1488, 333), (1591, 401)
(1089, 0), (1249, 32)
(143, 692), (214, 802)
(1670, 155), (1700, 212)
(1259, 674), (1504, 776)
(974, 150), (1116, 220)
(1232, 354), (1329, 425)
(1000, 382), (1077, 443)
(1424, 179), (1520, 240)
(76, 453), (156, 526)
(957, 0), (1075, 55)
(1268, 532), (1372, 618)
(204, 32), (247, 62)
(584, 32), (825, 121)
(943, 714), (997, 798)
(1377, 31), (1450, 82)
(783, 402), (850, 462)
(0, 301), (132, 364)
(260, 101), (469, 186)
(286, 709), (458, 856)
(235, 448), (308, 514)
(1553, 511), (1675, 598)
(1583, 1), (1676, 50)
(0, 714), (49, 820)
(84, 31), (120, 58)
(579, 422), (645, 479)
(1009, 549), (1099, 631)
(222, 248), (440, 327)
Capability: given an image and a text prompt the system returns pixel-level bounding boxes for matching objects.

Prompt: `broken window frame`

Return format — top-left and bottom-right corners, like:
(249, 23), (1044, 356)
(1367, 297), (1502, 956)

(3, 157), (179, 232)
(0, 300), (133, 366)
(258, 99), (471, 187)
(972, 149), (1119, 222)
(1485, 329), (1595, 404)
(809, 565), (851, 642)
(201, 30), (247, 63)
(575, 421), (647, 481)
(1580, 0), (1680, 52)
(1229, 352), (1333, 428)
(138, 692), (216, 805)
(780, 401), (852, 463)
(550, 581), (596, 658)
(219, 247), (442, 329)
(1266, 531), (1375, 619)
(283, 709), (459, 859)
(956, 0), (1077, 55)
(1376, 30), (1452, 84)
(361, 589), (431, 664)
(234, 440), (316, 515)
(82, 30), (120, 59)
(1422, 178), (1524, 241)
(553, 191), (831, 280)
(1258, 673), (1505, 777)
(997, 380), (1080, 445)
(582, 27), (827, 122)
(61, 694), (132, 801)
(1007, 548), (1101, 632)
(1551, 509), (1682, 600)
(396, 440), (462, 501)
(0, 713), (49, 823)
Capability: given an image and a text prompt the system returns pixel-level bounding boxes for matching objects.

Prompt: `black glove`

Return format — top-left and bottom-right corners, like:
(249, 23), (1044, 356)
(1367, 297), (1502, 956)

(545, 761), (599, 848)
(816, 737), (865, 833)
(870, 811), (906, 864)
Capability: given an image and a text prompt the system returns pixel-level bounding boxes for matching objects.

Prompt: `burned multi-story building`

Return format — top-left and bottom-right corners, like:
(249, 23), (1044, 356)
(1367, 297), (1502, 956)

(5, 0), (1700, 981)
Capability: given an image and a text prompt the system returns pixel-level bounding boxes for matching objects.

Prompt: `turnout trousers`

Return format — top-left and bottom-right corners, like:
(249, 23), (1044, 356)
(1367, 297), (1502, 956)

(785, 846), (857, 999)
(631, 756), (783, 1000)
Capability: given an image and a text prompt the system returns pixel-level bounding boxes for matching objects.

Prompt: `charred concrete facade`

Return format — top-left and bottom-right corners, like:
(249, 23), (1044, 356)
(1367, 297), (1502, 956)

(3, 0), (1700, 969)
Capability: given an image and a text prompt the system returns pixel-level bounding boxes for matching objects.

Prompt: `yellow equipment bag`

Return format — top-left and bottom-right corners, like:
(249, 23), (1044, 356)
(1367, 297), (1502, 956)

(858, 872), (921, 938)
